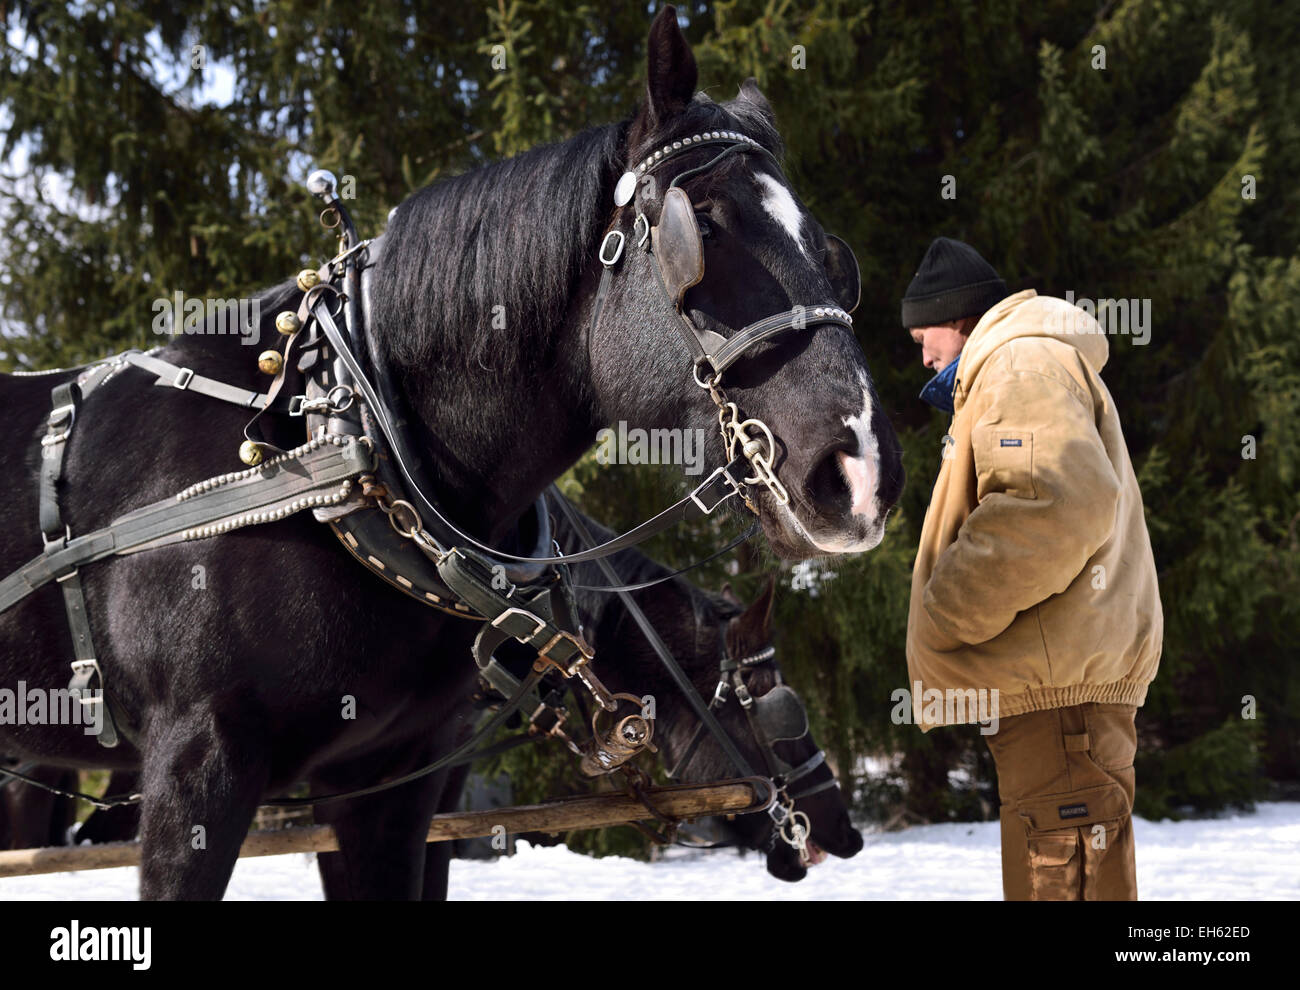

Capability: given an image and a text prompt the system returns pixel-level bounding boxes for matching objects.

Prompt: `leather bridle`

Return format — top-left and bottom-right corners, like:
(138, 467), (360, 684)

(593, 130), (857, 511)
(665, 636), (838, 807)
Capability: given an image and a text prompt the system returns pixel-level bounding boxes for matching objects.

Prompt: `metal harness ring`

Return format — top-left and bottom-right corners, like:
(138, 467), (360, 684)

(382, 498), (422, 540)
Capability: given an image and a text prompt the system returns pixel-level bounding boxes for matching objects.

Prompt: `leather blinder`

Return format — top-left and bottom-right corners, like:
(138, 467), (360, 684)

(650, 187), (704, 310)
(751, 684), (810, 744)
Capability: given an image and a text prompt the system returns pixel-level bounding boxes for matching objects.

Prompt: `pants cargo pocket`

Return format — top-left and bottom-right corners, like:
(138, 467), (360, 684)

(1013, 781), (1131, 901)
(1021, 826), (1081, 900)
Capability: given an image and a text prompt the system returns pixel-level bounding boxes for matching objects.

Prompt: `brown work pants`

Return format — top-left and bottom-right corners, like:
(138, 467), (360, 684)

(983, 702), (1138, 900)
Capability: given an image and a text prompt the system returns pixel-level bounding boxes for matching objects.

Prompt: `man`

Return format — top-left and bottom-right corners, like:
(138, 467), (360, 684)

(902, 236), (1163, 900)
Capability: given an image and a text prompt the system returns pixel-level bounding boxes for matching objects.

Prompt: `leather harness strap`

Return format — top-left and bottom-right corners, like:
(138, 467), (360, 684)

(124, 350), (270, 409)
(0, 434), (372, 615)
(37, 364), (125, 747)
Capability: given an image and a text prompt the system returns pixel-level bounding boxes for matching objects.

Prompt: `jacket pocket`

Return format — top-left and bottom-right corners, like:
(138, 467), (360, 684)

(985, 430), (1035, 499)
(1082, 705), (1137, 773)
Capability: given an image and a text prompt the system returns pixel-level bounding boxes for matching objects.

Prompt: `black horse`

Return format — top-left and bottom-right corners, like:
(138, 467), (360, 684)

(420, 496), (862, 896)
(0, 7), (902, 898)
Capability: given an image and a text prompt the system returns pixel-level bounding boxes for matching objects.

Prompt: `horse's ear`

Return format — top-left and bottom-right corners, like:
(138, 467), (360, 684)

(645, 5), (697, 127)
(720, 582), (740, 606)
(736, 78), (775, 124)
(735, 574), (777, 640)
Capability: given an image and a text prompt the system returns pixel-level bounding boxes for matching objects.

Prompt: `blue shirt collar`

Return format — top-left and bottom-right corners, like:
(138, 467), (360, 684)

(919, 354), (961, 414)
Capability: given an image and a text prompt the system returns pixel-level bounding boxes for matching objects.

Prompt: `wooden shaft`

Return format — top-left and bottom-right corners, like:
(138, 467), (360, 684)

(0, 778), (772, 879)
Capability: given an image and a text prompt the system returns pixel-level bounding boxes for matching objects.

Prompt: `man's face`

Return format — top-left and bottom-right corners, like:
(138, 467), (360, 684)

(908, 322), (968, 373)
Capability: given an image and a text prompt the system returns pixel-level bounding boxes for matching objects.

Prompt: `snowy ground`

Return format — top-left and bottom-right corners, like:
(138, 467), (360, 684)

(2, 801), (1296, 900)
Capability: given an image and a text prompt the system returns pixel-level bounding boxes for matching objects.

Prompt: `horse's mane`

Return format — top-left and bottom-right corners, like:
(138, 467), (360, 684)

(370, 92), (785, 378)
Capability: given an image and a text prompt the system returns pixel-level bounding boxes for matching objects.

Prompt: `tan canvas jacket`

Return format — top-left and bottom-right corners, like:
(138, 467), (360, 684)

(906, 289), (1162, 730)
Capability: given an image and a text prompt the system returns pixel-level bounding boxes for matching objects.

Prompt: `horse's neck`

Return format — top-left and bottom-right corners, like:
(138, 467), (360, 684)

(397, 353), (598, 542)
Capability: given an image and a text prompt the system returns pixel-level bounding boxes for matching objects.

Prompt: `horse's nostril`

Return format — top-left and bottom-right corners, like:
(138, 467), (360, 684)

(803, 446), (853, 517)
(804, 443), (875, 520)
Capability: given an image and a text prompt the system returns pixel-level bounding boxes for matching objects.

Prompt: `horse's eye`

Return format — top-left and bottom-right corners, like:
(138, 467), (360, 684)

(695, 213), (713, 238)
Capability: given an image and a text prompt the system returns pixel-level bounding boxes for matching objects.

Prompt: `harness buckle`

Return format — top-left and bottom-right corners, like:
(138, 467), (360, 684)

(689, 463), (743, 515)
(734, 679), (753, 708)
(172, 367), (194, 390)
(598, 230), (625, 268)
(711, 677), (731, 705)
(41, 403), (76, 447)
(491, 607), (547, 643)
(69, 658), (103, 707)
(47, 403), (76, 427)
(536, 628), (596, 673)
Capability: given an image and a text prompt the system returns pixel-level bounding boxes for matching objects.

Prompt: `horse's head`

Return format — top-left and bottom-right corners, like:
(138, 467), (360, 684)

(672, 576), (863, 881)
(586, 6), (904, 559)
(588, 565), (862, 883)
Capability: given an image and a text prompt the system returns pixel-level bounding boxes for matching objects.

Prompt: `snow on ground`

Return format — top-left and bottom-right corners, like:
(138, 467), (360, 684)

(2, 802), (1296, 900)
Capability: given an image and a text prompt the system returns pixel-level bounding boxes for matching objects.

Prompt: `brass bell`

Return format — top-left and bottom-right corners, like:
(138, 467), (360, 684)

(275, 311), (301, 336)
(296, 268), (321, 292)
(238, 441), (264, 466)
(257, 350), (283, 376)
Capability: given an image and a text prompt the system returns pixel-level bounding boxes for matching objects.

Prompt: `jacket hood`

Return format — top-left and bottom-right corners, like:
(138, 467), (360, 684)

(954, 290), (1109, 411)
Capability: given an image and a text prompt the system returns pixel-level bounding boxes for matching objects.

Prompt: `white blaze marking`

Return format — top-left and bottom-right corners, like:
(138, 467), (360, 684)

(841, 383), (881, 520)
(755, 173), (808, 258)
(772, 379), (887, 555)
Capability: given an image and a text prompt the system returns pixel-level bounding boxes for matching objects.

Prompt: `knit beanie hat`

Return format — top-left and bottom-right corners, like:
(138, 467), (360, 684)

(901, 237), (1008, 328)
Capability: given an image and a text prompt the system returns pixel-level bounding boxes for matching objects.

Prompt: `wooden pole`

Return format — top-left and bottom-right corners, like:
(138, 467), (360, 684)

(0, 778), (772, 879)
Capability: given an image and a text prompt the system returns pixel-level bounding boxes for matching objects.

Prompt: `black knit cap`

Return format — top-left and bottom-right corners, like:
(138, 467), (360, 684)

(901, 236), (1008, 328)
